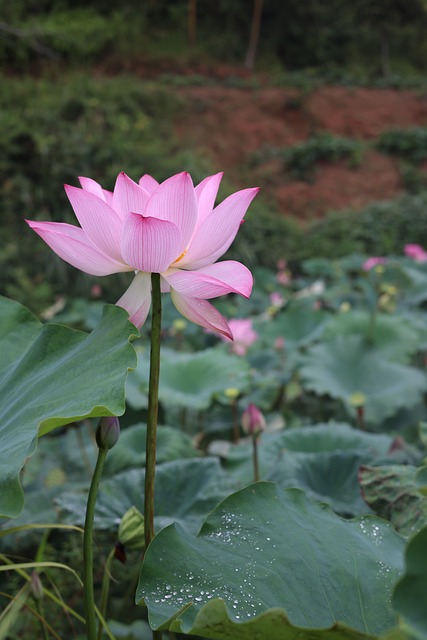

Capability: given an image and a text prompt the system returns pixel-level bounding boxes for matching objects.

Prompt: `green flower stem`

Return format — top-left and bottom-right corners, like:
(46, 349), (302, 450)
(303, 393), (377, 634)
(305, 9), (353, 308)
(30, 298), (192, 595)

(145, 272), (162, 549)
(83, 446), (108, 640)
(97, 548), (115, 640)
(252, 437), (260, 482)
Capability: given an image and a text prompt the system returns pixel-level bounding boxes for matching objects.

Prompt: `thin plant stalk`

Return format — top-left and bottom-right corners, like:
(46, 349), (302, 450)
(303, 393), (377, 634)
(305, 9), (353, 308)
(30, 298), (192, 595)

(97, 548), (115, 640)
(144, 272), (163, 640)
(252, 437), (260, 482)
(144, 272), (162, 548)
(83, 446), (108, 640)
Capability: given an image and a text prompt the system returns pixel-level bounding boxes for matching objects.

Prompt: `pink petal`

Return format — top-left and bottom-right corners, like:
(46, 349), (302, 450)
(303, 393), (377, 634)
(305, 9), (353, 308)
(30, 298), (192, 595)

(178, 187), (259, 270)
(139, 174), (159, 195)
(121, 214), (181, 273)
(26, 220), (131, 276)
(170, 290), (232, 338)
(144, 172), (197, 254)
(78, 177), (113, 205)
(164, 261), (253, 299)
(65, 185), (124, 261)
(116, 271), (152, 328)
(194, 172), (223, 230)
(112, 172), (150, 220)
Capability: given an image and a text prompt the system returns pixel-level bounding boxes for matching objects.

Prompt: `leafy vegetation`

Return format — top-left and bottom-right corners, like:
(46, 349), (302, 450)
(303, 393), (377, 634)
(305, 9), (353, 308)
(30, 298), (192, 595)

(3, 249), (427, 638)
(377, 127), (427, 163)
(282, 134), (364, 180)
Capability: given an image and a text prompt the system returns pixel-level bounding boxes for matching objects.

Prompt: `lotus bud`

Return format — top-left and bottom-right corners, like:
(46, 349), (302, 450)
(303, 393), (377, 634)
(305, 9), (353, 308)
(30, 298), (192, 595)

(30, 571), (44, 601)
(96, 416), (120, 450)
(118, 506), (145, 551)
(241, 404), (266, 438)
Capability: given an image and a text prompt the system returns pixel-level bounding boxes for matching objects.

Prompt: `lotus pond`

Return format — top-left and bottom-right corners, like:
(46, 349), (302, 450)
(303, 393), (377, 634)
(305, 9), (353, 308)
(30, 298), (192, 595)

(1, 251), (427, 640)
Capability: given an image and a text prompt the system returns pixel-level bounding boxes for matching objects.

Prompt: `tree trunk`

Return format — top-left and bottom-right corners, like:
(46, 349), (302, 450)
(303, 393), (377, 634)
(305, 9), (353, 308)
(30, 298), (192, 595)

(244, 0), (264, 70)
(188, 0), (197, 45)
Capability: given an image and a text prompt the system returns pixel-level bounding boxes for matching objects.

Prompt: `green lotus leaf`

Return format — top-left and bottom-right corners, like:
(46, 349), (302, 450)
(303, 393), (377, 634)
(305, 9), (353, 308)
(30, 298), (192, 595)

(392, 527), (427, 640)
(136, 483), (404, 638)
(225, 423), (393, 515)
(299, 336), (427, 424)
(400, 264), (427, 305)
(127, 346), (250, 411)
(324, 311), (420, 363)
(257, 303), (329, 349)
(56, 457), (234, 534)
(104, 423), (197, 476)
(0, 296), (137, 518)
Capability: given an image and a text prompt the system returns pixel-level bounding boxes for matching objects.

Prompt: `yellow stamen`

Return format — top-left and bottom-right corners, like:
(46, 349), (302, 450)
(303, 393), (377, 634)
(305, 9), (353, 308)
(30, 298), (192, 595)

(173, 249), (188, 264)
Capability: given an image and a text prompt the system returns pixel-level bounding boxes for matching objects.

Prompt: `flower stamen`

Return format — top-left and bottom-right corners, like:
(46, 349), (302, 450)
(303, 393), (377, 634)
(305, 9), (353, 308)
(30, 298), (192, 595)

(173, 248), (188, 264)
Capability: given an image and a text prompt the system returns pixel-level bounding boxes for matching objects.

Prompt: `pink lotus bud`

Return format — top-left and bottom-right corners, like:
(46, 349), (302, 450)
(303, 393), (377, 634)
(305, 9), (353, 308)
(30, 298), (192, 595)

(96, 416), (120, 450)
(241, 404), (266, 437)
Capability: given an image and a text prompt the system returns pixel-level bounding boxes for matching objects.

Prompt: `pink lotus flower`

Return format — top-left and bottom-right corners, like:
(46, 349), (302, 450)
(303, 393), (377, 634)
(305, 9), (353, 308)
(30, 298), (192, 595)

(362, 257), (387, 271)
(27, 171), (259, 338)
(404, 243), (427, 262)
(220, 318), (258, 356)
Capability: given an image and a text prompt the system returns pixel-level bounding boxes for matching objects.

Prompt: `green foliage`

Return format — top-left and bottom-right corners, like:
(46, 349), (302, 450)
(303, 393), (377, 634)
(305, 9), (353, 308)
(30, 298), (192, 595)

(230, 191), (427, 269)
(0, 73), (210, 310)
(282, 134), (363, 181)
(392, 527), (427, 640)
(0, 297), (137, 518)
(137, 483), (404, 638)
(295, 192), (427, 262)
(377, 127), (427, 163)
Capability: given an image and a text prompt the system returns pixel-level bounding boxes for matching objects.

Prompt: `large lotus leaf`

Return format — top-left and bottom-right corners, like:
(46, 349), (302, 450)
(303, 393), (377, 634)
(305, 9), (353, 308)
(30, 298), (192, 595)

(126, 346), (250, 411)
(359, 465), (427, 537)
(392, 527), (427, 640)
(324, 311), (420, 363)
(267, 451), (373, 515)
(299, 336), (427, 424)
(225, 423), (393, 515)
(56, 457), (234, 534)
(397, 310), (427, 351)
(257, 303), (329, 349)
(0, 297), (137, 518)
(136, 483), (404, 638)
(400, 264), (427, 305)
(225, 423), (392, 481)
(103, 423), (197, 476)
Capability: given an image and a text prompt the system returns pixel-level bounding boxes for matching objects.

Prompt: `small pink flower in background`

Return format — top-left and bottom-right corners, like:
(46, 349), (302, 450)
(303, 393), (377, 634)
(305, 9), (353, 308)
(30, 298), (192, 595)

(404, 243), (427, 262)
(220, 318), (258, 356)
(274, 336), (285, 351)
(362, 257), (387, 271)
(27, 171), (258, 338)
(241, 403), (266, 437)
(91, 284), (102, 298)
(270, 291), (285, 308)
(276, 258), (291, 286)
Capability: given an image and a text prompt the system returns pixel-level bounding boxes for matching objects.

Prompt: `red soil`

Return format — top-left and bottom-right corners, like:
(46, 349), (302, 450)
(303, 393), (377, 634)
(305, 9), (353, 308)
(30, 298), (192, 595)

(174, 84), (427, 220)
